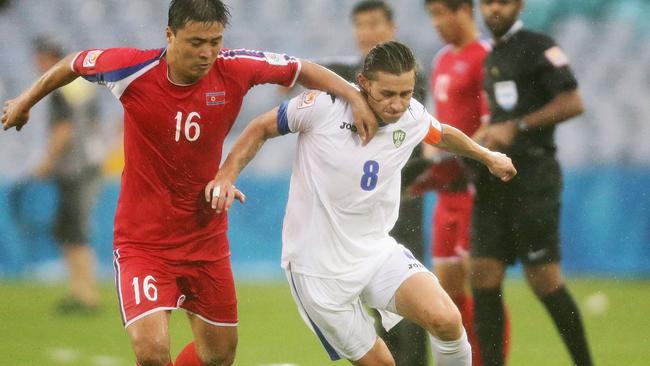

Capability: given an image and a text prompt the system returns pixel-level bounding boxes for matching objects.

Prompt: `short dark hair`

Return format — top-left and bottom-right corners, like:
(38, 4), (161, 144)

(351, 0), (394, 22)
(33, 35), (64, 58)
(424, 0), (474, 11)
(168, 0), (231, 33)
(361, 41), (417, 80)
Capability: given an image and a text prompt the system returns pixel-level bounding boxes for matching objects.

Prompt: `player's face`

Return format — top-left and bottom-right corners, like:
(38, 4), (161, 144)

(359, 70), (415, 124)
(480, 0), (522, 39)
(166, 20), (224, 84)
(426, 3), (464, 45)
(353, 10), (396, 57)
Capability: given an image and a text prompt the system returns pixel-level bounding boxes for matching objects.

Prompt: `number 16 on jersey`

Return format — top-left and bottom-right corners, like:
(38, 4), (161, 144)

(175, 111), (201, 142)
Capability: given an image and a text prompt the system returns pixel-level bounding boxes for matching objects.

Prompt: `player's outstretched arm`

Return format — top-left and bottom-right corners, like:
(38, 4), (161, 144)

(434, 124), (517, 182)
(205, 107), (281, 213)
(296, 60), (377, 145)
(2, 54), (79, 131)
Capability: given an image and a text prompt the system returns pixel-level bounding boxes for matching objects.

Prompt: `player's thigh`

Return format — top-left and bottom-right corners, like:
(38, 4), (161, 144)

(394, 272), (462, 340)
(181, 256), (238, 326)
(113, 248), (183, 327)
(434, 260), (467, 298)
(362, 245), (429, 313)
(352, 337), (395, 366)
(186, 312), (237, 363)
(126, 309), (172, 360)
(285, 270), (376, 362)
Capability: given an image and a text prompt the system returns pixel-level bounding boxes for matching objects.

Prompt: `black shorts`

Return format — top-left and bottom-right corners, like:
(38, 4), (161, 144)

(471, 156), (562, 265)
(53, 169), (101, 245)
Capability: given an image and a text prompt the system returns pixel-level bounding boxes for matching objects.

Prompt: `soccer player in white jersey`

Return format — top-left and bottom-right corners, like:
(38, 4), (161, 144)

(207, 41), (516, 366)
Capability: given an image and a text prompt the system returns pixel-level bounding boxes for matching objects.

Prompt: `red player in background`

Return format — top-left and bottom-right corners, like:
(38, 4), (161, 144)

(409, 1), (511, 365)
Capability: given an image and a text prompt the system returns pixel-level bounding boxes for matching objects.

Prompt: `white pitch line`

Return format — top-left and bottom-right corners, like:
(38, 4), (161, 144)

(91, 355), (125, 366)
(47, 347), (81, 364)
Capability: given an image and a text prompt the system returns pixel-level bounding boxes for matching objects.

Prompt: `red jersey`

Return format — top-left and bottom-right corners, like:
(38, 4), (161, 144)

(72, 48), (300, 260)
(428, 40), (490, 191)
(431, 40), (490, 136)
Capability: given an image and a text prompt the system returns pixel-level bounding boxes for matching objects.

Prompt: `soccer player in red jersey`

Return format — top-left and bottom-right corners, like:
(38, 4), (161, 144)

(1, 1), (377, 366)
(409, 1), (510, 365)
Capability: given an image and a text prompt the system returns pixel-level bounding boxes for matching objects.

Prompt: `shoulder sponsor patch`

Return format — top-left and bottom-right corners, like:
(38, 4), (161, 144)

(82, 50), (104, 68)
(263, 52), (289, 66)
(544, 46), (570, 67)
(297, 90), (320, 109)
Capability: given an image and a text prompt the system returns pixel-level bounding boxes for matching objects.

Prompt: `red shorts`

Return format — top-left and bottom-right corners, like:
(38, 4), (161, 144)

(112, 241), (237, 328)
(432, 191), (474, 261)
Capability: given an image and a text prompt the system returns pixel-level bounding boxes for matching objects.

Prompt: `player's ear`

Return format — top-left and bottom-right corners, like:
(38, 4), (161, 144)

(165, 26), (174, 44)
(357, 73), (370, 93)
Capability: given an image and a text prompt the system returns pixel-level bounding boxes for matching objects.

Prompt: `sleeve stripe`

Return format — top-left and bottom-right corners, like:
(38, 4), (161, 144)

(277, 100), (291, 135)
(288, 59), (302, 88)
(82, 53), (162, 83)
(70, 51), (83, 73)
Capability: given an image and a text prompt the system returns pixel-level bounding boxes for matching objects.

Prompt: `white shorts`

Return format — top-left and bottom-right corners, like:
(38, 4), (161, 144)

(285, 244), (433, 362)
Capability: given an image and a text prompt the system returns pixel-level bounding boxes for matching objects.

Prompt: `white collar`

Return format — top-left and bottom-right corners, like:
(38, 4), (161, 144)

(494, 20), (524, 44)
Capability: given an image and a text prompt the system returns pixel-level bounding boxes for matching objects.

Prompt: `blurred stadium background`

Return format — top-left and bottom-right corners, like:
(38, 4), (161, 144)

(0, 0), (648, 365)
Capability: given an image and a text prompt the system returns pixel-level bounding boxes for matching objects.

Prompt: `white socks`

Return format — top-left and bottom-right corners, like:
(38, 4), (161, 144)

(430, 329), (472, 366)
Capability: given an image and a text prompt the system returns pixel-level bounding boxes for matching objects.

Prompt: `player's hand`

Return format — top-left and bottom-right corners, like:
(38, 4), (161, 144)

(2, 98), (31, 132)
(350, 96), (378, 145)
(204, 178), (246, 214)
(482, 122), (517, 151)
(485, 151), (517, 182)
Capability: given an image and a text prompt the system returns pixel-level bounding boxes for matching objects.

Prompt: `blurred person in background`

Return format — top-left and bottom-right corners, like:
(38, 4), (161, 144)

(32, 35), (103, 314)
(209, 40), (516, 366)
(470, 0), (593, 365)
(407, 0), (510, 364)
(320, 2), (430, 364)
(1, 0), (378, 365)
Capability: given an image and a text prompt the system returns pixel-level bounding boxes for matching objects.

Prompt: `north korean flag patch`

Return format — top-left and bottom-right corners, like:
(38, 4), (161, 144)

(206, 91), (226, 106)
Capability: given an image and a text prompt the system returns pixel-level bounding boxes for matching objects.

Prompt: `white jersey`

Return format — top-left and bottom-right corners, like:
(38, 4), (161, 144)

(277, 90), (443, 282)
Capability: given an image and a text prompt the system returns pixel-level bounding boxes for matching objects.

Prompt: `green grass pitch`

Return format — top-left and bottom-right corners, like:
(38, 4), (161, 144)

(1, 278), (648, 365)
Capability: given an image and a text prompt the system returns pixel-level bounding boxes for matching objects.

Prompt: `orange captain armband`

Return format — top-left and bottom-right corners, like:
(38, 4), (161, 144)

(423, 117), (443, 145)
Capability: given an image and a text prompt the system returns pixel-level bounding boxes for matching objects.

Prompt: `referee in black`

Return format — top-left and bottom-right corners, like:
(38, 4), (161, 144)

(470, 1), (593, 365)
(321, 2), (429, 365)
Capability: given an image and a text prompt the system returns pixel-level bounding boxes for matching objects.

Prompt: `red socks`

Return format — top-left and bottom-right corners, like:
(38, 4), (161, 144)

(175, 342), (203, 366)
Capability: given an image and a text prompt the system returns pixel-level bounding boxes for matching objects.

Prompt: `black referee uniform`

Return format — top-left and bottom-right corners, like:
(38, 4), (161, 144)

(473, 22), (577, 265)
(472, 19), (593, 366)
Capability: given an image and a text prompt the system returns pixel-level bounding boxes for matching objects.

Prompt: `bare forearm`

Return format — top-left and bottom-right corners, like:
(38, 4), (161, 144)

(520, 89), (584, 129)
(219, 108), (280, 182)
(21, 54), (79, 109)
(436, 125), (492, 165)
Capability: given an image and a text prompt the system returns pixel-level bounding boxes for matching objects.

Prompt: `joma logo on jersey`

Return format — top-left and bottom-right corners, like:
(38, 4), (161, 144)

(339, 121), (358, 132)
(393, 129), (406, 147)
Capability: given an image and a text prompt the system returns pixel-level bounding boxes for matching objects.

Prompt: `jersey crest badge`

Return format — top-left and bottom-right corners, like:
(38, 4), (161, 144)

(298, 90), (320, 109)
(544, 46), (570, 68)
(393, 129), (406, 148)
(494, 80), (518, 111)
(263, 52), (289, 66)
(83, 50), (104, 67)
(206, 91), (226, 106)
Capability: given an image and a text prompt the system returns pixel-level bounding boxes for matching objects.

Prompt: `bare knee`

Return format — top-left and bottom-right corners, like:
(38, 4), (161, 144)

(426, 305), (463, 341)
(197, 342), (237, 366)
(131, 334), (171, 366)
(470, 258), (505, 289)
